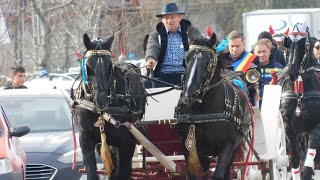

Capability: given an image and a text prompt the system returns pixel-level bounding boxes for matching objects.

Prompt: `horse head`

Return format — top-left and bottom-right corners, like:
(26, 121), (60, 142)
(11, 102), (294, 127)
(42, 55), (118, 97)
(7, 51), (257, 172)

(287, 22), (313, 81)
(82, 33), (114, 111)
(181, 32), (219, 104)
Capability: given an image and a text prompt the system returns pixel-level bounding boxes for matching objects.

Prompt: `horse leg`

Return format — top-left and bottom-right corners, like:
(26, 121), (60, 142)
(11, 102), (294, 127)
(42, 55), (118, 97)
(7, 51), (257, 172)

(199, 155), (210, 180)
(286, 128), (302, 179)
(185, 151), (197, 180)
(302, 124), (320, 179)
(110, 134), (136, 180)
(212, 143), (234, 180)
(80, 132), (99, 180)
(109, 146), (120, 179)
(223, 152), (236, 180)
(185, 154), (210, 180)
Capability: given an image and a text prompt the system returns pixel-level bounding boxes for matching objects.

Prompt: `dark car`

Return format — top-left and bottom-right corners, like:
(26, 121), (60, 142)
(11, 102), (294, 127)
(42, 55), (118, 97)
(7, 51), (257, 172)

(0, 105), (30, 180)
(0, 89), (85, 180)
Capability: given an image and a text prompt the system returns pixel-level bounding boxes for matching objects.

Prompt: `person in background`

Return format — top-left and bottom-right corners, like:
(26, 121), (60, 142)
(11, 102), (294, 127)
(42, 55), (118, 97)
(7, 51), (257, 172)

(253, 40), (284, 108)
(2, 65), (28, 89)
(257, 31), (286, 67)
(39, 68), (49, 78)
(144, 2), (202, 88)
(272, 34), (288, 57)
(313, 39), (320, 80)
(313, 39), (320, 64)
(223, 30), (261, 106)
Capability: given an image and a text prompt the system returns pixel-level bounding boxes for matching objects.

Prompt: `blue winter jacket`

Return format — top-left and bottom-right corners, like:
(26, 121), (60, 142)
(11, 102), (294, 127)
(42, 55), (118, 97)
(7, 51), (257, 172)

(259, 58), (284, 108)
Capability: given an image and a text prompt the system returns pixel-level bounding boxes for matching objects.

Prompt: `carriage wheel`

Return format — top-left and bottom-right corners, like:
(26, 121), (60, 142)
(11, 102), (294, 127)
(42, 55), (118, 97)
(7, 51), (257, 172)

(236, 156), (268, 180)
(269, 112), (289, 180)
(241, 112), (289, 180)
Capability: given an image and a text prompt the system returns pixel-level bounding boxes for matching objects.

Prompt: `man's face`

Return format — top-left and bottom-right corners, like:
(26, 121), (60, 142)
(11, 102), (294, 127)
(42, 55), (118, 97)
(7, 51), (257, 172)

(161, 14), (182, 33)
(12, 71), (26, 87)
(314, 41), (320, 60)
(254, 43), (270, 66)
(228, 38), (245, 59)
(260, 38), (273, 49)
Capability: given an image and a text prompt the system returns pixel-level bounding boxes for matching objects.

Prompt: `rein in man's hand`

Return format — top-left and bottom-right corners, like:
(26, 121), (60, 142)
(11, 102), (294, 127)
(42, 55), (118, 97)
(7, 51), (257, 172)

(146, 59), (157, 69)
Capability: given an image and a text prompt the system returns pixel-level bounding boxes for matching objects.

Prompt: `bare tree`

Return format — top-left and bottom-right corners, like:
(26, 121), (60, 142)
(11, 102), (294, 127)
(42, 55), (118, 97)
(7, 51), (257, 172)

(1, 0), (319, 76)
(31, 0), (73, 70)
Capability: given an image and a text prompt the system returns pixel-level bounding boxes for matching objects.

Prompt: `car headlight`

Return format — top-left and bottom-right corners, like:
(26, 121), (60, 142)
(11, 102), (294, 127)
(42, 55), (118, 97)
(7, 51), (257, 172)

(0, 158), (13, 174)
(57, 147), (83, 164)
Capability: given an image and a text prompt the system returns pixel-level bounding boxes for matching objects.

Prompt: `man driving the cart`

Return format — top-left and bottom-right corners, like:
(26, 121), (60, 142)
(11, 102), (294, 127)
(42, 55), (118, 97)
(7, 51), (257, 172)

(144, 2), (202, 88)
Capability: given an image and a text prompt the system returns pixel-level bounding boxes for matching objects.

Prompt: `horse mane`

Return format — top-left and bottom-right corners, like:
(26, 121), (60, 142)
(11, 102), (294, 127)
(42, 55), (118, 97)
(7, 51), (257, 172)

(188, 34), (225, 71)
(293, 30), (316, 70)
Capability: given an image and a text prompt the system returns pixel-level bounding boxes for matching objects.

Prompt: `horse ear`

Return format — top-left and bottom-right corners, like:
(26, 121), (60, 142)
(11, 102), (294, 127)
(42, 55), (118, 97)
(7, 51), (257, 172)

(83, 33), (92, 50)
(207, 32), (217, 48)
(103, 33), (114, 50)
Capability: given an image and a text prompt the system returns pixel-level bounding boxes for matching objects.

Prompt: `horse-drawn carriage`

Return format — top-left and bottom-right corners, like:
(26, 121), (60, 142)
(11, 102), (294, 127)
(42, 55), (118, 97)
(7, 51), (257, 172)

(128, 85), (288, 180)
(71, 22), (320, 180)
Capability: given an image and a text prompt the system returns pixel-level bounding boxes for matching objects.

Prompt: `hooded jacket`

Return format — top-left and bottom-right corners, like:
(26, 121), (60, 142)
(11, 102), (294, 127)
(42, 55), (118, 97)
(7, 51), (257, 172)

(259, 57), (284, 107)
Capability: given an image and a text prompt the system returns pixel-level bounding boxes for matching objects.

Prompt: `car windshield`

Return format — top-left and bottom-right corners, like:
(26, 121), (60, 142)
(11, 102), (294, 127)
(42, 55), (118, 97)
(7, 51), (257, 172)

(1, 97), (72, 132)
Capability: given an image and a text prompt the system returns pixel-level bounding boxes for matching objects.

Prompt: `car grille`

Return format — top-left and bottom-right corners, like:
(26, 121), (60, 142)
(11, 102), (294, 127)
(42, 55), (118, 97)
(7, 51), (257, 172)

(26, 164), (57, 180)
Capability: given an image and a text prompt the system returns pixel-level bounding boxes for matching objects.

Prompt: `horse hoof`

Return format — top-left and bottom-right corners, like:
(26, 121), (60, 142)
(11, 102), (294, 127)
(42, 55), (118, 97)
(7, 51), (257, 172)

(302, 166), (314, 180)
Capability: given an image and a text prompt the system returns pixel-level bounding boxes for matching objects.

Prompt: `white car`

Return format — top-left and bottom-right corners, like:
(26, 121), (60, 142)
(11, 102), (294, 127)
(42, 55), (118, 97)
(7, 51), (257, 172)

(63, 72), (80, 80)
(25, 73), (77, 93)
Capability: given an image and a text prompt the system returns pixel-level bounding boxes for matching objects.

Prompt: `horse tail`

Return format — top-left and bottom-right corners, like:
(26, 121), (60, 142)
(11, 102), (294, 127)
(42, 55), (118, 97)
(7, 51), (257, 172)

(100, 132), (113, 174)
(187, 145), (203, 176)
(233, 139), (246, 162)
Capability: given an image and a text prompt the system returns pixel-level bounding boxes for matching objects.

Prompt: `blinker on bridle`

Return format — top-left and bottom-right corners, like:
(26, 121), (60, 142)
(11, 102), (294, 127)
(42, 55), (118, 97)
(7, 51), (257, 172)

(289, 25), (311, 72)
(185, 45), (218, 100)
(81, 50), (112, 85)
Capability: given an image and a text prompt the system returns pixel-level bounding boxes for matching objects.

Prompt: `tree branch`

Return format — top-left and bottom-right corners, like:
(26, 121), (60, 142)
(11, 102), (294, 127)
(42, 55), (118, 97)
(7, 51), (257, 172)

(45, 0), (74, 13)
(31, 0), (44, 19)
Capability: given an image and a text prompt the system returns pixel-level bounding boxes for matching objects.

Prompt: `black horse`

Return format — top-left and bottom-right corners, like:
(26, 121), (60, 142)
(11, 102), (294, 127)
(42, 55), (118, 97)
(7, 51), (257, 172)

(279, 24), (320, 179)
(72, 33), (146, 180)
(174, 33), (251, 180)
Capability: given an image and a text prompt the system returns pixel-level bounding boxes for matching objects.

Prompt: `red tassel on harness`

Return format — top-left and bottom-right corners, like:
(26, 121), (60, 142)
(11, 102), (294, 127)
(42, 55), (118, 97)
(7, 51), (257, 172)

(294, 75), (304, 94)
(111, 51), (116, 58)
(269, 70), (278, 85)
(207, 26), (212, 37)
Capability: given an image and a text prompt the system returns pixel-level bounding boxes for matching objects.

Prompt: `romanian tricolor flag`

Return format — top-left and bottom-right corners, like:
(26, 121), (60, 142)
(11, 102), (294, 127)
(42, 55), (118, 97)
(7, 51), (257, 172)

(232, 52), (257, 73)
